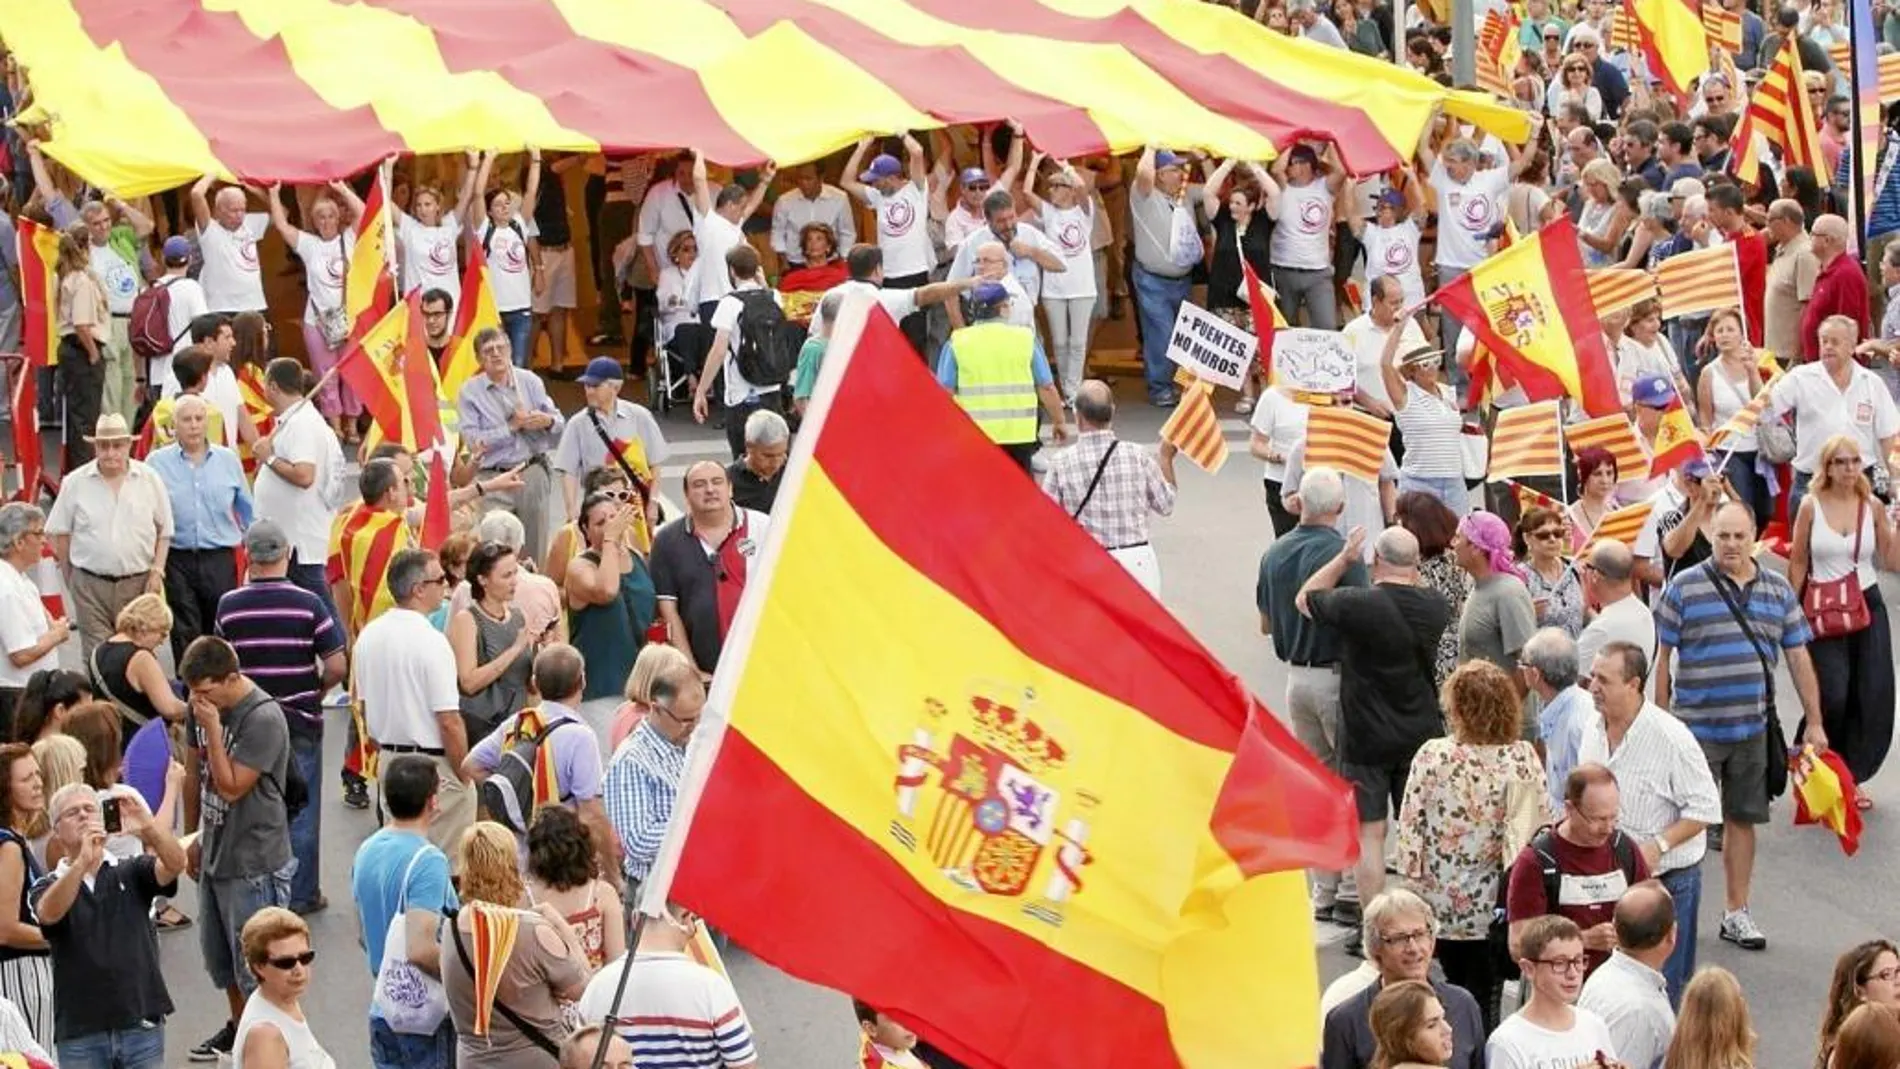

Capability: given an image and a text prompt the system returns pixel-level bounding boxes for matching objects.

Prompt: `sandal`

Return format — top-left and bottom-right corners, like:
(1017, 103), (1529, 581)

(1856, 791), (1875, 812)
(154, 905), (193, 931)
(1235, 397), (1256, 416)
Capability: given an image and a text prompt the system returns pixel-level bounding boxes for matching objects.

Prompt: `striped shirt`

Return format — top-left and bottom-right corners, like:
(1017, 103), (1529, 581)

(604, 719), (685, 884)
(1577, 702), (1723, 873)
(214, 577), (345, 726)
(578, 952), (758, 1067)
(1654, 561), (1810, 742)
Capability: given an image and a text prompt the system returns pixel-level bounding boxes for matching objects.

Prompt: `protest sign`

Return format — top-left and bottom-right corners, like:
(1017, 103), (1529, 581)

(1271, 328), (1356, 395)
(1164, 303), (1255, 390)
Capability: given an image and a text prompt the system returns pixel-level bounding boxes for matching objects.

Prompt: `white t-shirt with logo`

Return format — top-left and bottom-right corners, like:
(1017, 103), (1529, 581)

(87, 243), (141, 316)
(862, 183), (934, 279)
(1429, 161), (1510, 270)
(397, 210), (463, 302)
(198, 213), (271, 313)
(477, 216), (539, 313)
(1270, 182), (1334, 271)
(688, 211), (745, 309)
(1362, 219), (1425, 305)
(1484, 1007), (1617, 1069)
(1038, 203), (1098, 301)
(293, 230), (355, 326)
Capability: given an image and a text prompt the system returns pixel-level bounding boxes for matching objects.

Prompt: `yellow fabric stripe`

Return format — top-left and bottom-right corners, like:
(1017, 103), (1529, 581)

(1, 0), (227, 195)
(207, 0), (598, 156)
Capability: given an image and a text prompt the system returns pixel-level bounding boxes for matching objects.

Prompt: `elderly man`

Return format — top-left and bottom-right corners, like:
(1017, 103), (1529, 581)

(578, 901), (759, 1066)
(33, 782), (185, 1069)
(45, 414), (173, 660)
(1320, 889), (1486, 1069)
(251, 357), (345, 628)
(945, 189), (1067, 330)
(555, 355), (668, 523)
(1420, 118), (1531, 351)
(1129, 145), (1195, 408)
(650, 461), (771, 677)
(77, 197), (153, 420)
(1343, 277), (1429, 416)
(771, 163), (856, 269)
(188, 177), (271, 315)
(1578, 880), (1679, 1069)
(1040, 380), (1178, 594)
(1288, 0), (1349, 45)
(841, 135), (936, 354)
(1521, 627), (1592, 812)
(1761, 199), (1818, 364)
(1655, 502), (1824, 956)
(937, 282), (1071, 472)
(726, 409), (789, 514)
(1800, 215), (1871, 360)
(1773, 315), (1900, 518)
(0, 503), (66, 726)
(1579, 641), (1721, 1006)
(603, 656), (706, 890)
(1505, 763), (1649, 977)
(1577, 538), (1655, 675)
(457, 325), (563, 561)
(148, 394), (252, 660)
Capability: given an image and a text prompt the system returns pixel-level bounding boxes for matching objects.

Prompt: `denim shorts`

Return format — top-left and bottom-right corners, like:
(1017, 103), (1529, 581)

(200, 862), (293, 993)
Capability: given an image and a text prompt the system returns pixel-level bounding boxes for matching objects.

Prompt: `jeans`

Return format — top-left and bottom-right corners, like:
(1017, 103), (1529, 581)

(1041, 295), (1094, 403)
(1790, 469), (1813, 529)
(1720, 449), (1770, 531)
(288, 729), (323, 909)
(1272, 265), (1339, 330)
(1398, 473), (1471, 516)
(501, 308), (533, 368)
(1659, 863), (1701, 1008)
(369, 1015), (455, 1069)
(1132, 264), (1191, 401)
(57, 1020), (165, 1069)
(202, 865), (294, 995)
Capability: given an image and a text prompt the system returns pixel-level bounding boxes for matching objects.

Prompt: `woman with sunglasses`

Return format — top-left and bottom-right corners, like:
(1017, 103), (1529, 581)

(566, 492), (657, 704)
(1513, 507), (1584, 638)
(545, 467), (633, 594)
(233, 906), (333, 1068)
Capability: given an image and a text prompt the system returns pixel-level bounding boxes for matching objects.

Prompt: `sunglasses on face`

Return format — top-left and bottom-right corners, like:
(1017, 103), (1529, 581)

(263, 950), (317, 970)
(1531, 528), (1565, 540)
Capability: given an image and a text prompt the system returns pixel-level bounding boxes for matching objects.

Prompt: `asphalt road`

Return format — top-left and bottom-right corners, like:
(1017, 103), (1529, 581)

(147, 379), (1898, 1069)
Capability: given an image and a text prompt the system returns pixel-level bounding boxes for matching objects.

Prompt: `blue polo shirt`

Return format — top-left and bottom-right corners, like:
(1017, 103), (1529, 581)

(1654, 561), (1810, 743)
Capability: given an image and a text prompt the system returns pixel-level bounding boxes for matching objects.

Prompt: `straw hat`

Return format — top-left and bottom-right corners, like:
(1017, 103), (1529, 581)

(83, 414), (133, 442)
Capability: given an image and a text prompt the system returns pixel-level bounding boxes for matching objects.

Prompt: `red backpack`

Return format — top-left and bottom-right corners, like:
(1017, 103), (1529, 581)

(128, 277), (180, 359)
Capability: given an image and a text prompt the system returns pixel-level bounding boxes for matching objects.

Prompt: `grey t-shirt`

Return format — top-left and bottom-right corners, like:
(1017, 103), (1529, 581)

(198, 685), (291, 880)
(1458, 572), (1539, 671)
(1130, 188), (1191, 278)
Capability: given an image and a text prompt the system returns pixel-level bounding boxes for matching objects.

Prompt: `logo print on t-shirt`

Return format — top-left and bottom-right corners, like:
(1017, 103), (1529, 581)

(238, 237), (260, 272)
(1057, 220), (1087, 255)
(323, 254), (346, 289)
(427, 239), (455, 275)
(1460, 192), (1496, 232)
(1298, 198), (1328, 234)
(883, 198), (916, 238)
(498, 234), (527, 273)
(1384, 241), (1415, 272)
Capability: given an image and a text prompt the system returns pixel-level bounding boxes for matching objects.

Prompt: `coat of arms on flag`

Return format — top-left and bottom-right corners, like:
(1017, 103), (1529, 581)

(1482, 281), (1550, 348)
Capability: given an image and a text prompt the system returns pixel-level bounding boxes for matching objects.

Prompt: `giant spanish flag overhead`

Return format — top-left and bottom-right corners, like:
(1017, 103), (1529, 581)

(4, 0), (1527, 195)
(646, 300), (1358, 1069)
(1434, 216), (1621, 418)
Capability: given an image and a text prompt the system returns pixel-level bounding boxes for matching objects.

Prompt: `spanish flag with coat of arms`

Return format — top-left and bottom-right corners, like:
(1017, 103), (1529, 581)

(642, 298), (1359, 1069)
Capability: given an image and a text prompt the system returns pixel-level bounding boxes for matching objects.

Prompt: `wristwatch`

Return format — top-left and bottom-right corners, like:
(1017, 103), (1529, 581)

(1652, 833), (1672, 857)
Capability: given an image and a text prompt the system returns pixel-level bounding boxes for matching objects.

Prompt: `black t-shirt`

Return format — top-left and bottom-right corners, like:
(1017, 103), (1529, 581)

(33, 854), (176, 1040)
(725, 460), (780, 515)
(1307, 582), (1450, 766)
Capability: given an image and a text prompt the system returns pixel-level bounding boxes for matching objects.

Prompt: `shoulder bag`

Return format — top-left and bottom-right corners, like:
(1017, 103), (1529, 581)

(1802, 499), (1871, 638)
(1704, 562), (1791, 800)
(372, 844), (451, 1035)
(1070, 441), (1119, 520)
(449, 909), (563, 1057)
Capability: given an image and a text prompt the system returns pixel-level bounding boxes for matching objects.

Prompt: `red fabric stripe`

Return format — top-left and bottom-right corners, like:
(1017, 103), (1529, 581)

(68, 0), (402, 181)
(901, 0), (1405, 173)
(674, 728), (1180, 1069)
(357, 0), (759, 161)
(713, 0), (1108, 157)
(347, 509), (405, 629)
(1536, 220), (1621, 417)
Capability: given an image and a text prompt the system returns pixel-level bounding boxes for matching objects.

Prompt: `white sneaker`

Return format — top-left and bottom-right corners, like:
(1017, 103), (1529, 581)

(1720, 907), (1767, 950)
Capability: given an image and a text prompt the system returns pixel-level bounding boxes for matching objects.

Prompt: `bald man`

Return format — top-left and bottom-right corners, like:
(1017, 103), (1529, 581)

(1762, 199), (1819, 365)
(1576, 539), (1654, 679)
(1800, 213), (1869, 360)
(1040, 379), (1178, 595)
(649, 460), (771, 676)
(189, 177), (272, 315)
(1579, 880), (1678, 1068)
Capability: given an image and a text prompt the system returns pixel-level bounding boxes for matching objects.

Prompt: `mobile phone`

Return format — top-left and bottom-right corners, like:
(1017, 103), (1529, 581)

(102, 797), (122, 835)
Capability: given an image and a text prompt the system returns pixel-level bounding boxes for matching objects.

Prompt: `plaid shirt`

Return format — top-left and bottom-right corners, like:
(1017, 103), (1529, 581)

(1040, 430), (1176, 549)
(603, 718), (686, 884)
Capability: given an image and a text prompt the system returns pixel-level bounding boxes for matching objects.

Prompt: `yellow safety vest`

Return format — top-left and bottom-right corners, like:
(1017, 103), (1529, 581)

(949, 322), (1039, 445)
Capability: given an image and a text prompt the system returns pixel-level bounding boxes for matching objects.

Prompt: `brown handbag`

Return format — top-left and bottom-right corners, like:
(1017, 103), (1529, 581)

(1803, 500), (1872, 639)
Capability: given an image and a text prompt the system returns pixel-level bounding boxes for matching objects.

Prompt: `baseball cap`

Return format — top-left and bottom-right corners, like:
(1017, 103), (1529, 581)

(1378, 188), (1406, 209)
(959, 167), (991, 189)
(858, 154), (902, 183)
(1631, 373), (1677, 408)
(1681, 453), (1715, 479)
(577, 356), (625, 386)
(244, 519), (291, 564)
(162, 235), (192, 263)
(1154, 149), (1186, 170)
(970, 282), (1011, 310)
(1669, 177), (1707, 199)
(1288, 144), (1320, 167)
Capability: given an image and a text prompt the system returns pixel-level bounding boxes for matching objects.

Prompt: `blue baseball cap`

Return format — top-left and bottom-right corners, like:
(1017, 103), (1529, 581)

(858, 154), (903, 182)
(970, 282), (1011, 310)
(959, 167), (991, 189)
(1631, 373), (1677, 408)
(162, 235), (192, 263)
(1682, 453), (1715, 479)
(577, 356), (625, 386)
(1154, 149), (1186, 169)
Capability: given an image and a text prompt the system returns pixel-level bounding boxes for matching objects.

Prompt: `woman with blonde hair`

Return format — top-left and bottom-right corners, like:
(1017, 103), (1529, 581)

(1816, 940), (1900, 1069)
(1369, 979), (1456, 1069)
(53, 226), (108, 467)
(442, 822), (592, 1068)
(1830, 1004), (1900, 1069)
(232, 906), (333, 1068)
(607, 642), (696, 753)
(1789, 433), (1897, 808)
(1664, 967), (1756, 1069)
(88, 593), (188, 736)
(1394, 661), (1546, 1033)
(1575, 158), (1631, 268)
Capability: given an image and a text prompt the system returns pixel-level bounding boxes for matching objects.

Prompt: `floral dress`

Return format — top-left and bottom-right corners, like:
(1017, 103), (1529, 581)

(1525, 560), (1585, 639)
(1392, 738), (1547, 940)
(1418, 552), (1473, 690)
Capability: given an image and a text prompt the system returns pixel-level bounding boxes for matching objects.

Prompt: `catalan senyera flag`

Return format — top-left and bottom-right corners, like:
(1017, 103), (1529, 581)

(1828, 38), (1852, 78)
(1733, 36), (1827, 181)
(1488, 401), (1566, 479)
(1609, 7), (1643, 53)
(1161, 380), (1229, 473)
(645, 301), (1358, 1069)
(1881, 52), (1900, 104)
(1590, 498), (1657, 546)
(1305, 405), (1392, 485)
(1627, 0), (1709, 98)
(1792, 745), (1862, 856)
(1508, 478), (1565, 514)
(328, 503), (413, 635)
(1565, 412), (1649, 482)
(235, 363), (275, 477)
(465, 903), (520, 1038)
(1587, 268), (1660, 318)
(1434, 217), (1621, 418)
(1656, 243), (1743, 319)
(346, 174), (395, 339)
(1476, 9), (1523, 98)
(1708, 381), (1774, 450)
(17, 216), (60, 368)
(441, 241), (502, 399)
(1701, 2), (1742, 53)
(1647, 397), (1706, 478)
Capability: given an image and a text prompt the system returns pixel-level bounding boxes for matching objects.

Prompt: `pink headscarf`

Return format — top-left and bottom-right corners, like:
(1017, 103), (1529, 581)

(1459, 511), (1527, 581)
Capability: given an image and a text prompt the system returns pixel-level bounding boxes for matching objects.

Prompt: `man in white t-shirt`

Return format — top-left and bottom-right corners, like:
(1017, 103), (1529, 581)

(1344, 276), (1429, 415)
(807, 246), (975, 353)
(189, 178), (271, 314)
(694, 245), (786, 460)
(0, 503), (66, 701)
(249, 358), (345, 631)
(152, 237), (209, 391)
(1772, 314), (1900, 518)
(1268, 144), (1347, 330)
(78, 199), (152, 422)
(1490, 915), (1620, 1069)
(687, 149), (774, 317)
(1576, 540), (1656, 674)
(1420, 114), (1534, 349)
(843, 135), (935, 354)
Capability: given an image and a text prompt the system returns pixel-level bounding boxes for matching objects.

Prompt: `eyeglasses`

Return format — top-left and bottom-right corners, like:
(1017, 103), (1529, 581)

(419, 573), (448, 586)
(262, 950), (317, 970)
(1536, 955), (1589, 973)
(1379, 927), (1432, 947)
(1868, 967), (1900, 984)
(1531, 528), (1565, 541)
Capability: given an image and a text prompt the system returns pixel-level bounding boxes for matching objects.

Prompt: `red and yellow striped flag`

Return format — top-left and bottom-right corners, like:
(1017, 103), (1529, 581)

(1489, 401), (1566, 479)
(327, 503), (413, 635)
(1508, 478), (1565, 513)
(1647, 397), (1706, 478)
(1609, 7), (1643, 53)
(1476, 9), (1523, 98)
(1628, 0), (1710, 97)
(466, 903), (520, 1038)
(1701, 3), (1742, 52)
(442, 240), (502, 399)
(1828, 39), (1852, 77)
(1708, 381), (1773, 450)
(1305, 404), (1391, 484)
(1564, 413), (1649, 484)
(1656, 243), (1742, 319)
(1733, 36), (1827, 180)
(17, 217), (60, 368)
(1161, 380), (1228, 473)
(1591, 498), (1657, 546)
(346, 174), (395, 339)
(646, 303), (1357, 1069)
(1881, 52), (1900, 104)
(236, 363), (275, 478)
(1588, 268), (1660, 317)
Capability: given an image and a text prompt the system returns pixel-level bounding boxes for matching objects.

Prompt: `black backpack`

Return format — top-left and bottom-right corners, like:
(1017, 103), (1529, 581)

(732, 289), (797, 387)
(1530, 825), (1642, 909)
(476, 712), (580, 835)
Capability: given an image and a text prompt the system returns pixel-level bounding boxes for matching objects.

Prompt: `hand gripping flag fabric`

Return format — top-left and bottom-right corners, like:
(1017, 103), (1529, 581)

(1646, 397), (1706, 478)
(1564, 412), (1649, 484)
(1305, 405), (1393, 485)
(1655, 243), (1742, 320)
(1587, 268), (1660, 318)
(1434, 217), (1621, 418)
(1733, 36), (1827, 181)
(1708, 381), (1774, 450)
(1792, 745), (1862, 855)
(1161, 380), (1228, 473)
(1627, 0), (1710, 97)
(1488, 401), (1566, 479)
(1590, 499), (1657, 546)
(643, 298), (1359, 1069)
